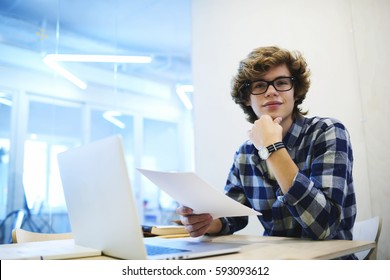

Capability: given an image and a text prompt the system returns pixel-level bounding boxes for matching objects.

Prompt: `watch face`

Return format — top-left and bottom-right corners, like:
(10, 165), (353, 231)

(259, 147), (270, 160)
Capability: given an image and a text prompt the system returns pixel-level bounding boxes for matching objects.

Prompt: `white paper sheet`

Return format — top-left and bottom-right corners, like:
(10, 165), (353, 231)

(137, 169), (261, 219)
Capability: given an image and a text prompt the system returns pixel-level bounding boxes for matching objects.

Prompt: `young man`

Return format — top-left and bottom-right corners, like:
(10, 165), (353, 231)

(177, 46), (356, 252)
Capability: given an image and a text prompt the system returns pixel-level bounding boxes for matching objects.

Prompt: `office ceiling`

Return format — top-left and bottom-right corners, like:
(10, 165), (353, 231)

(0, 0), (192, 83)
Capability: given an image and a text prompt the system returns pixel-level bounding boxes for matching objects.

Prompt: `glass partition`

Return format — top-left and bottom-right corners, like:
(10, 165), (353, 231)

(24, 98), (83, 214)
(0, 0), (193, 243)
(0, 92), (12, 220)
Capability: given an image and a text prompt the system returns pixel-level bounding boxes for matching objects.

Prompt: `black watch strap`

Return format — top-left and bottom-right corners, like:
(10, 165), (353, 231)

(267, 141), (285, 153)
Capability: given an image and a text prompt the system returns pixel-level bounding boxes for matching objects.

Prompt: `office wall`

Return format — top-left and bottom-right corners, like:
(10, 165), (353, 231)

(192, 0), (389, 259)
(349, 0), (390, 260)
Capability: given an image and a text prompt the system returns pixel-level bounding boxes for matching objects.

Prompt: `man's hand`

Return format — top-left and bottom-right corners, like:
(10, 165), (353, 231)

(176, 205), (221, 237)
(248, 115), (283, 149)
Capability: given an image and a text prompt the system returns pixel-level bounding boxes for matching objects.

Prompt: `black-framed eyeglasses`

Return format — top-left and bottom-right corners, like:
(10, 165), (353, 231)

(243, 76), (295, 95)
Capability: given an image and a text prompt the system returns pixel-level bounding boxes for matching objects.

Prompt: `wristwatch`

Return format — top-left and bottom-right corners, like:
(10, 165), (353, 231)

(258, 141), (285, 160)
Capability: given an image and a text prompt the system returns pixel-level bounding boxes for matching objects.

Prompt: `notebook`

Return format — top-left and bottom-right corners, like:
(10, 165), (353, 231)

(0, 239), (102, 260)
(57, 135), (241, 260)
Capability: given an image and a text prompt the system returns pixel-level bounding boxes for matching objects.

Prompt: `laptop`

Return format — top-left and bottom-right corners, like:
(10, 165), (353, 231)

(57, 135), (241, 260)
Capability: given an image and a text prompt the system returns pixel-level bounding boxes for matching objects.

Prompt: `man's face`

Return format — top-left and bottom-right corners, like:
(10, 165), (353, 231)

(246, 64), (295, 124)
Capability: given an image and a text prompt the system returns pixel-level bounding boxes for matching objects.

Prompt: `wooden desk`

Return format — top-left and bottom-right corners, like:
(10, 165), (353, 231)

(0, 234), (375, 260)
(78, 234), (375, 260)
(199, 234), (376, 260)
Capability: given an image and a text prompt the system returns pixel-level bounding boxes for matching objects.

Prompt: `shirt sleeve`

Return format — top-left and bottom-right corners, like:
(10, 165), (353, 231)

(217, 150), (250, 235)
(280, 120), (356, 239)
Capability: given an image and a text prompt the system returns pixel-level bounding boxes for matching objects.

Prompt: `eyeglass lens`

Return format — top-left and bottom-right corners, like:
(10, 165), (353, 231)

(250, 77), (293, 95)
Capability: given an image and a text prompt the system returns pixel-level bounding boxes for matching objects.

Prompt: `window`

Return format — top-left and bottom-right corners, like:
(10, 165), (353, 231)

(142, 119), (182, 224)
(0, 1), (193, 243)
(23, 98), (83, 213)
(0, 92), (12, 220)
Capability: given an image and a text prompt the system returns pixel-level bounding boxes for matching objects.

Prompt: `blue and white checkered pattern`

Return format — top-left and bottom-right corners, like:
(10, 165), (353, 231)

(220, 116), (356, 242)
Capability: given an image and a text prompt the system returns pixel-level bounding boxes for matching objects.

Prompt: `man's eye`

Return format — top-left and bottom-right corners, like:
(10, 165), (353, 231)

(253, 82), (266, 88)
(275, 80), (288, 86)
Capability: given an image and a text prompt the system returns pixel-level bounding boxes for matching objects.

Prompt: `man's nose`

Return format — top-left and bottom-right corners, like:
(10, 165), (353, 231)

(264, 83), (279, 97)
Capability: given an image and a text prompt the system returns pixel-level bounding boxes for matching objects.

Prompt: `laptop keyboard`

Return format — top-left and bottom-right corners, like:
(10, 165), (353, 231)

(145, 244), (190, 256)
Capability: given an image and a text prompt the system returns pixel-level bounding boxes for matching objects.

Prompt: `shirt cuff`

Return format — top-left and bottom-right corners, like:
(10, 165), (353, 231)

(278, 171), (313, 206)
(205, 217), (231, 236)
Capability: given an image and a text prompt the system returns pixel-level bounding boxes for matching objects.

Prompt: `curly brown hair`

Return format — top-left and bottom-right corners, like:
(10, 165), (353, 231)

(231, 46), (311, 123)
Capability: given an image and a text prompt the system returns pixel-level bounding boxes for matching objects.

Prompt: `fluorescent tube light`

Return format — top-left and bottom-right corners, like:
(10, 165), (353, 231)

(0, 97), (13, 106)
(103, 111), (126, 129)
(176, 84), (194, 110)
(42, 54), (152, 90)
(44, 54), (152, 63)
(43, 56), (88, 90)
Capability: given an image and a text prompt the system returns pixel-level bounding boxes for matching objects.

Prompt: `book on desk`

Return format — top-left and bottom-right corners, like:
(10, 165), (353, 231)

(142, 225), (190, 238)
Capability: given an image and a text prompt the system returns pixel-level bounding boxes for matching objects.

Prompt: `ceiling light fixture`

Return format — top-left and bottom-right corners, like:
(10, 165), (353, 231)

(176, 84), (194, 110)
(102, 110), (126, 129)
(44, 54), (152, 63)
(43, 54), (152, 90)
(0, 97), (13, 106)
(43, 56), (88, 90)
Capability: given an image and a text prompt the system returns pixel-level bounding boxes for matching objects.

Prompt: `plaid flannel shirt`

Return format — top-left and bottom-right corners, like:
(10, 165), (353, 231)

(219, 116), (356, 242)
